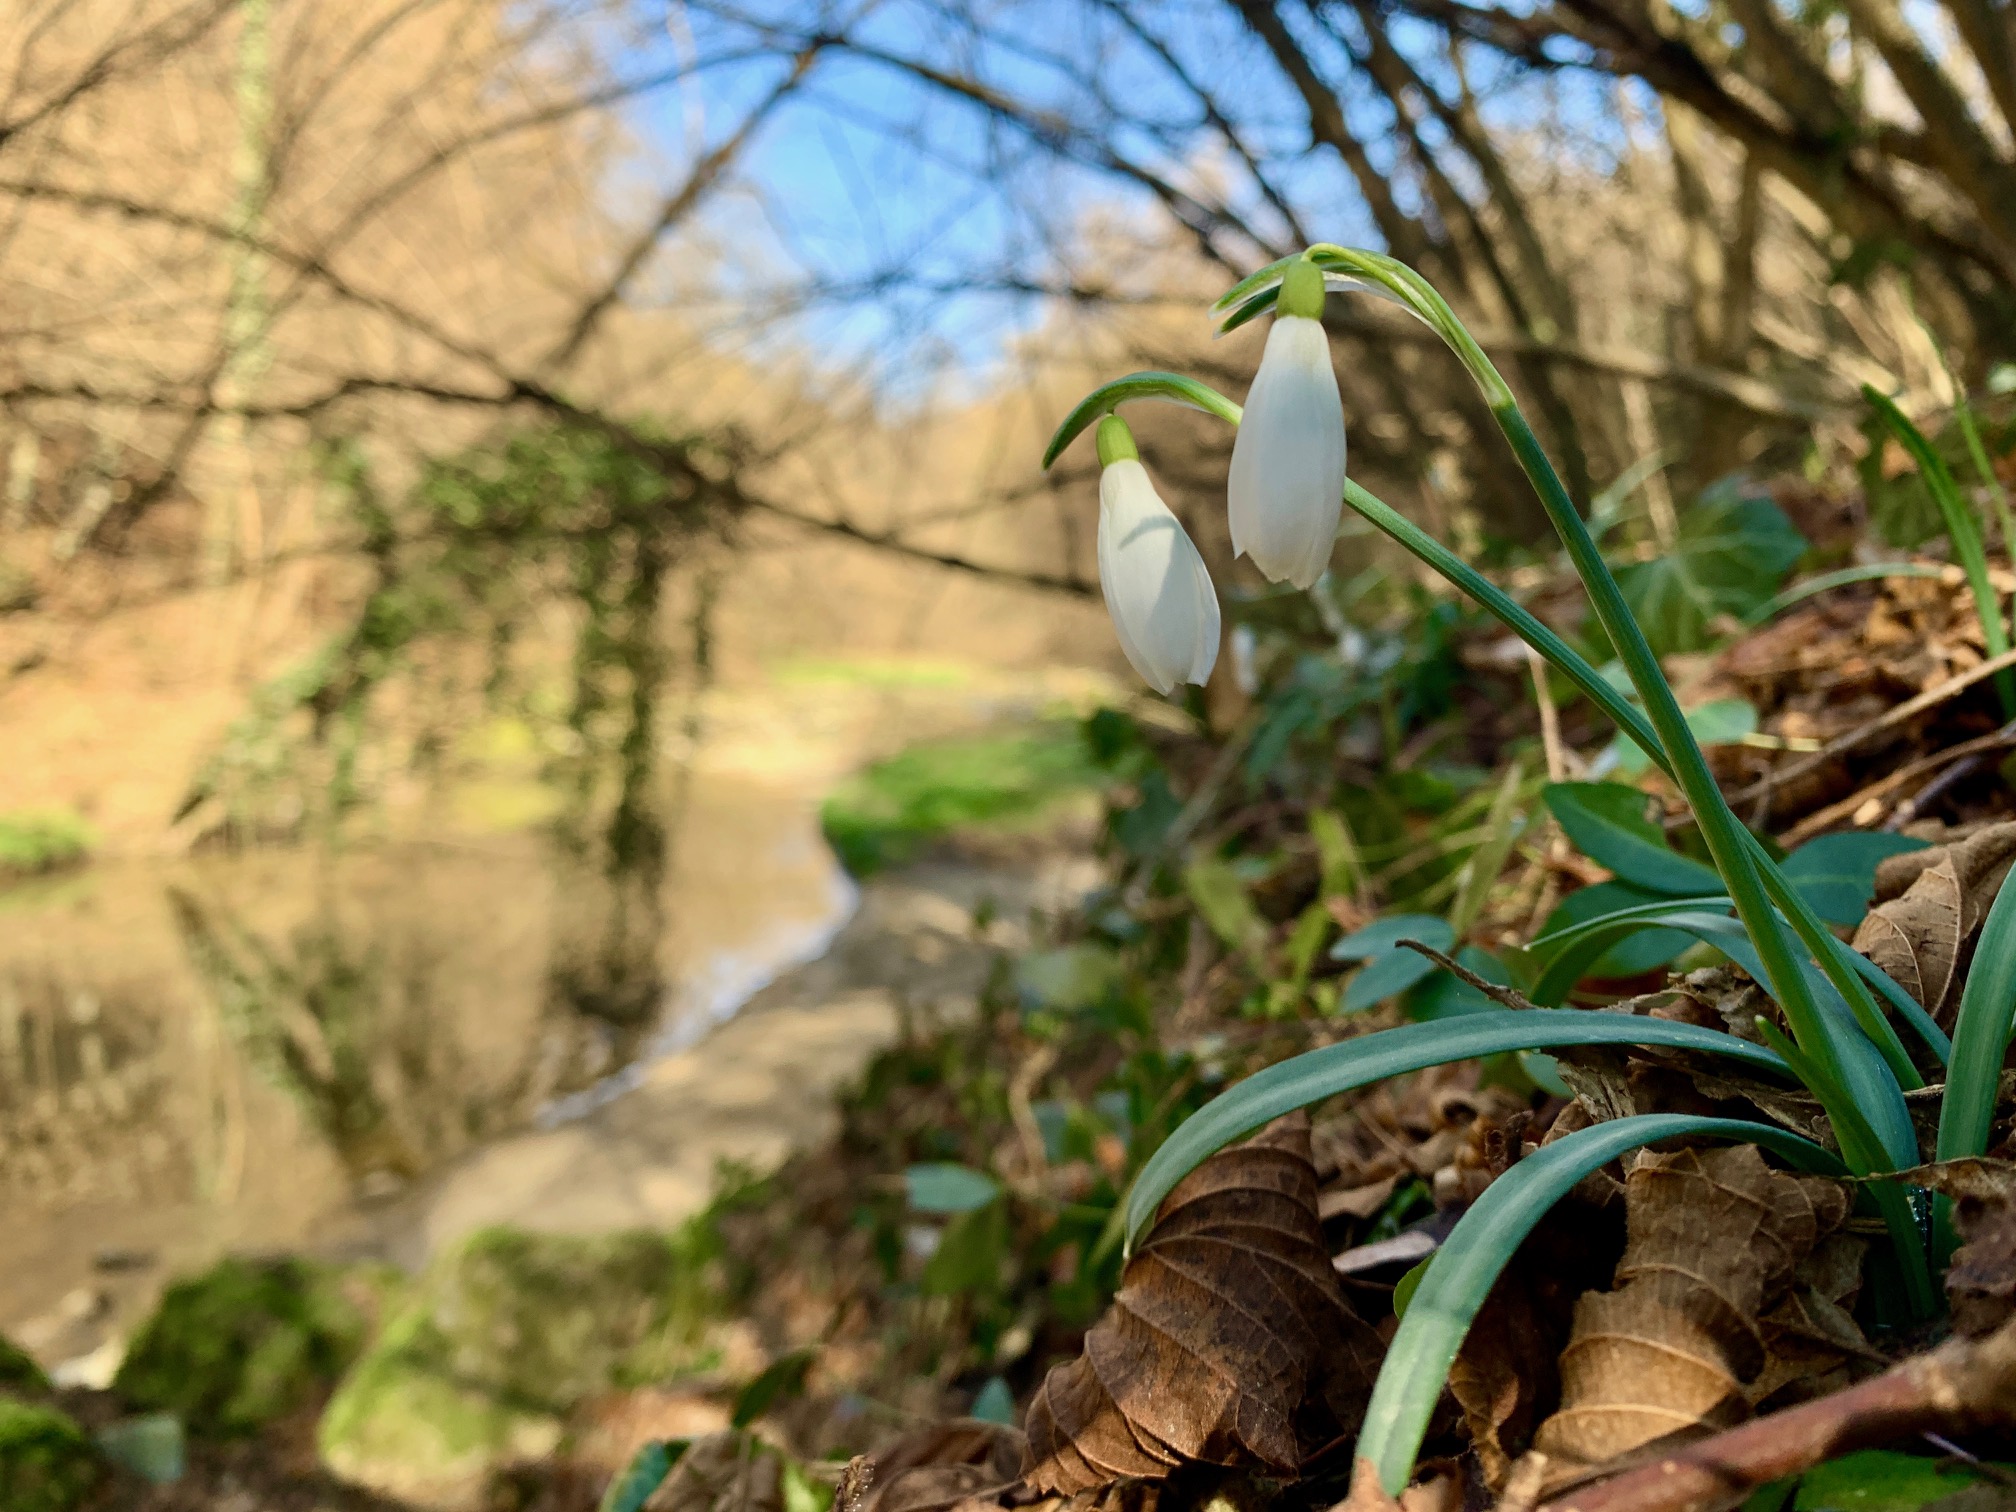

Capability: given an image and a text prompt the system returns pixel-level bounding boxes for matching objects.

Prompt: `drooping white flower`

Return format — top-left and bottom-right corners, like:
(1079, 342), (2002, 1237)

(1095, 418), (1219, 695)
(1227, 261), (1346, 590)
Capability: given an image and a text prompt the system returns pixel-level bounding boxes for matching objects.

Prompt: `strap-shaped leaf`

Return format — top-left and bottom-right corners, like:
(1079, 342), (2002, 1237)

(1354, 1114), (1848, 1494)
(1040, 372), (1241, 468)
(1937, 863), (2016, 1170)
(1121, 1013), (1787, 1249)
(598, 1439), (688, 1512)
(1865, 387), (2013, 714)
(1341, 479), (1928, 1081)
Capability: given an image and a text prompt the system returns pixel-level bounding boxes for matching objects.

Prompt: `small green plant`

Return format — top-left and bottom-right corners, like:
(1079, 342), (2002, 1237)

(820, 722), (1101, 875)
(0, 809), (92, 879)
(1045, 247), (2016, 1495)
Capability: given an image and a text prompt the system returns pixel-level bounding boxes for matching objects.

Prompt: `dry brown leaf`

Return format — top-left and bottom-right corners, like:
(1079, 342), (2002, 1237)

(1524, 1145), (1851, 1487)
(1020, 1113), (1383, 1497)
(1893, 1158), (2016, 1338)
(1449, 1189), (1623, 1491)
(1852, 822), (2016, 1023)
(843, 1420), (1026, 1512)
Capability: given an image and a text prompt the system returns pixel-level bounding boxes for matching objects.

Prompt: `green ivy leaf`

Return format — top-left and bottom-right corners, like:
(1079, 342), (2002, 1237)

(1542, 783), (1722, 896)
(1615, 483), (1807, 653)
(905, 1163), (1002, 1214)
(1331, 915), (1457, 1013)
(1781, 833), (1928, 927)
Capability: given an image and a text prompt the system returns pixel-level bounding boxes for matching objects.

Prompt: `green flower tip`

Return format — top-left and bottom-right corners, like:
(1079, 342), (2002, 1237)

(1277, 257), (1326, 321)
(1095, 413), (1139, 467)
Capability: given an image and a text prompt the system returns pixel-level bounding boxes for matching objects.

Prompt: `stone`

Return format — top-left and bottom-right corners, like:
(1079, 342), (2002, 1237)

(319, 1224), (725, 1509)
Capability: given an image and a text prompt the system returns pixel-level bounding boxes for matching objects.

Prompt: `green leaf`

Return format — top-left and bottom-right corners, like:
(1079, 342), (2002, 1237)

(1794, 1449), (1994, 1510)
(1609, 698), (1756, 778)
(1935, 861), (2016, 1249)
(1356, 1114), (1847, 1495)
(1332, 914), (1456, 960)
(732, 1351), (816, 1430)
(905, 1163), (1001, 1215)
(599, 1439), (689, 1512)
(1042, 372), (1242, 468)
(1184, 858), (1270, 962)
(1013, 945), (1120, 1014)
(1343, 950), (1442, 1012)
(922, 1200), (1010, 1297)
(1122, 1013), (1788, 1248)
(1614, 482), (1808, 654)
(93, 1414), (184, 1486)
(970, 1377), (1017, 1425)
(1538, 881), (1701, 978)
(1781, 833), (1928, 927)
(1864, 387), (2013, 716)
(1391, 1257), (1430, 1320)
(1331, 915), (1459, 1012)
(1542, 782), (1723, 896)
(1407, 946), (1510, 1020)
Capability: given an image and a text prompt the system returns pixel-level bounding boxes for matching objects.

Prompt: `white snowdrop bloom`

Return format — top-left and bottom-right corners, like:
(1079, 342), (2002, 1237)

(1095, 419), (1220, 695)
(1227, 262), (1346, 590)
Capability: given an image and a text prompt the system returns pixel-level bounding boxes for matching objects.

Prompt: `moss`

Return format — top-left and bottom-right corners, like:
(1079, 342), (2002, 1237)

(319, 1224), (726, 1501)
(112, 1257), (387, 1436)
(317, 1309), (560, 1503)
(820, 722), (1100, 875)
(0, 1337), (49, 1397)
(0, 811), (91, 881)
(0, 1402), (98, 1512)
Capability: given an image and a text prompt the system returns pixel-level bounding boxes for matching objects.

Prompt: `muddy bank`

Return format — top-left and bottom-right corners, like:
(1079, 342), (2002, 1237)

(371, 848), (1099, 1269)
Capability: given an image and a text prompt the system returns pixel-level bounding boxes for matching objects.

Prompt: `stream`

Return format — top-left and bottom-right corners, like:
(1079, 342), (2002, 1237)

(0, 771), (855, 1372)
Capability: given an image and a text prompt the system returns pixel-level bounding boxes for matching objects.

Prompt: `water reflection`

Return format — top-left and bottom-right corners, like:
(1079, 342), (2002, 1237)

(0, 775), (849, 1352)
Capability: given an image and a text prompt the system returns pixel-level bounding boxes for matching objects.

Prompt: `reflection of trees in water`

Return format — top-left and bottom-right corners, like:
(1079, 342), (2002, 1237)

(0, 975), (174, 1202)
(170, 886), (516, 1182)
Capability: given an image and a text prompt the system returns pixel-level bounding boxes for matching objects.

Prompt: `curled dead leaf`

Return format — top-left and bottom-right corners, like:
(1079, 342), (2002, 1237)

(1891, 1158), (2016, 1337)
(1020, 1113), (1382, 1497)
(844, 1419), (1026, 1512)
(1851, 821), (2016, 1023)
(1523, 1144), (1854, 1490)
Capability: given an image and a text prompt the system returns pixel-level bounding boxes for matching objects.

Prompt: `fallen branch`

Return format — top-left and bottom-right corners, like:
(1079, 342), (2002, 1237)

(1529, 1313), (2016, 1512)
(1778, 718), (2016, 845)
(1728, 647), (2016, 821)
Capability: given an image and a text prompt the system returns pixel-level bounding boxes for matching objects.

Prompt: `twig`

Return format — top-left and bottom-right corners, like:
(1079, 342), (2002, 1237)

(1778, 719), (2016, 845)
(1531, 1314), (2016, 1512)
(1527, 643), (1568, 783)
(1396, 939), (1538, 1013)
(1728, 648), (2016, 821)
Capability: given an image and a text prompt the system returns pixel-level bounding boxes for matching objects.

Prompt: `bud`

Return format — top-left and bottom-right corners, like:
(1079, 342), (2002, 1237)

(1227, 259), (1347, 589)
(1095, 416), (1220, 695)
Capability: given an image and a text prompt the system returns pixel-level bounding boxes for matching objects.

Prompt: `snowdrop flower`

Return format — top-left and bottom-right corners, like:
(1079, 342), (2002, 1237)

(1095, 415), (1220, 695)
(1227, 257), (1346, 589)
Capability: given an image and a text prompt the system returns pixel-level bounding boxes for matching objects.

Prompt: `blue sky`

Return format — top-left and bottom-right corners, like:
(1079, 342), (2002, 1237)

(608, 2), (1634, 391)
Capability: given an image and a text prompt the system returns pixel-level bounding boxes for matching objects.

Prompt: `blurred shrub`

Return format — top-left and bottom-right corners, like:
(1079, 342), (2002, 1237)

(821, 722), (1102, 875)
(0, 810), (92, 880)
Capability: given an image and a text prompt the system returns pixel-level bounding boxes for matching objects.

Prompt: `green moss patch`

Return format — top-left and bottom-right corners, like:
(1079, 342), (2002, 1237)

(112, 1257), (390, 1436)
(820, 722), (1101, 875)
(319, 1222), (729, 1502)
(0, 811), (92, 881)
(0, 1402), (98, 1512)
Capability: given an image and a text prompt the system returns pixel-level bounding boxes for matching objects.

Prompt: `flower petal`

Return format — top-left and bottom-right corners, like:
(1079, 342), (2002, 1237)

(1098, 460), (1220, 694)
(1228, 315), (1346, 589)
